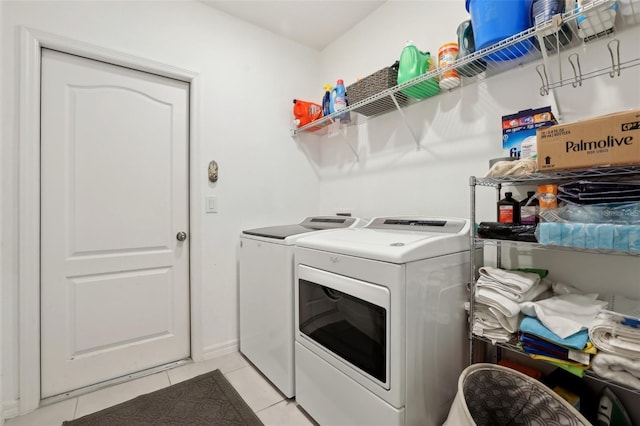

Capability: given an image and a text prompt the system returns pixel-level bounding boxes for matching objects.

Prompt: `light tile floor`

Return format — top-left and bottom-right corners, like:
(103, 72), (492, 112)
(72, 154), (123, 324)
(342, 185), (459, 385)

(5, 352), (317, 426)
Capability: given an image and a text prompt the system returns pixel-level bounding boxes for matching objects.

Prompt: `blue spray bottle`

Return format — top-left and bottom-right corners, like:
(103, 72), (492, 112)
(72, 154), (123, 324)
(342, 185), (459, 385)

(322, 84), (332, 117)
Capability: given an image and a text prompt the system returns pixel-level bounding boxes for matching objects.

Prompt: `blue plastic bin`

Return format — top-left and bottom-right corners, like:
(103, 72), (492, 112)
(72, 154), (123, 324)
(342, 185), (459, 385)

(466, 0), (534, 61)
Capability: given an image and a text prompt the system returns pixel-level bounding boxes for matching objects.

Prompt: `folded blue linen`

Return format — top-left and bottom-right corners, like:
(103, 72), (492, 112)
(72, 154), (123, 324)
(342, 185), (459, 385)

(519, 316), (589, 350)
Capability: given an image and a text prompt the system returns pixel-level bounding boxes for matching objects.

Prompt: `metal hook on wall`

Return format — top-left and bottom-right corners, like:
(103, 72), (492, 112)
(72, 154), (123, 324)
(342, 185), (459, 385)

(568, 53), (582, 88)
(536, 64), (550, 96)
(607, 39), (621, 78)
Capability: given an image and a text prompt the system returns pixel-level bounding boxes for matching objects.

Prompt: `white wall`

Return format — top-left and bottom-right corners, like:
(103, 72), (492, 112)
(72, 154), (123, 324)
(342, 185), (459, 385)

(0, 0), (4, 422)
(1, 0), (321, 408)
(314, 2), (640, 293)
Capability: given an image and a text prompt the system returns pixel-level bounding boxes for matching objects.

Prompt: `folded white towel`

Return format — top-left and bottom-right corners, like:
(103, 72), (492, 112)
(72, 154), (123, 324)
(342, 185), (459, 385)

(476, 277), (550, 303)
(470, 269), (545, 343)
(476, 288), (521, 318)
(590, 314), (640, 359)
(478, 266), (540, 294)
(472, 322), (513, 344)
(488, 306), (520, 333)
(520, 279), (552, 302)
(610, 335), (640, 353)
(591, 353), (640, 390)
(474, 315), (502, 330)
(473, 304), (519, 333)
(519, 294), (607, 339)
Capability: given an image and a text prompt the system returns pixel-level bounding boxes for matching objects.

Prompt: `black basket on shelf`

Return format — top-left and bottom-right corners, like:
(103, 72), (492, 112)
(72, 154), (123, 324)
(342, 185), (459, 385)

(346, 62), (409, 117)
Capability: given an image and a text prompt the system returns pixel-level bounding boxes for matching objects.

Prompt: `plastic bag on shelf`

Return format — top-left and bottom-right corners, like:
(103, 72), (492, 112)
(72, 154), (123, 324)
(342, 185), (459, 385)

(535, 222), (640, 251)
(539, 202), (640, 224)
(558, 180), (640, 205)
(477, 222), (538, 242)
(484, 158), (537, 177)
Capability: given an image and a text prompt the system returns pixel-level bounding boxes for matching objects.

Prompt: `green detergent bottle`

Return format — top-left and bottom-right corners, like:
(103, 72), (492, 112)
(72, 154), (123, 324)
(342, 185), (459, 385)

(397, 41), (440, 100)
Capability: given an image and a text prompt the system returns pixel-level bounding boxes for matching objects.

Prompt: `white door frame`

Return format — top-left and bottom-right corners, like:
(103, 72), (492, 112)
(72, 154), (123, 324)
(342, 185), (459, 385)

(18, 27), (204, 414)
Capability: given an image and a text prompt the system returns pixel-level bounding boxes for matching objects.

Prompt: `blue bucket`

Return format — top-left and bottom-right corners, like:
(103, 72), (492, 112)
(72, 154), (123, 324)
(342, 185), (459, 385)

(466, 0), (534, 61)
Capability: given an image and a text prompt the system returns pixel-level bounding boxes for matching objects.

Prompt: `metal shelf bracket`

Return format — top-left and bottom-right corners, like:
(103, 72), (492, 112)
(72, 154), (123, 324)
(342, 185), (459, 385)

(390, 92), (421, 150)
(327, 123), (359, 161)
(346, 142), (360, 161)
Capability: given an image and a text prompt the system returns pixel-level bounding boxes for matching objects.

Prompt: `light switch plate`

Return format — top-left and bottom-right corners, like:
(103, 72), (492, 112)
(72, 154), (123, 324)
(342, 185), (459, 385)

(206, 195), (217, 213)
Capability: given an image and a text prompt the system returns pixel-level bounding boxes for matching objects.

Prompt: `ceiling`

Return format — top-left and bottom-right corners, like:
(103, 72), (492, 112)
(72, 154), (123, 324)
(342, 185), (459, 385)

(201, 0), (386, 51)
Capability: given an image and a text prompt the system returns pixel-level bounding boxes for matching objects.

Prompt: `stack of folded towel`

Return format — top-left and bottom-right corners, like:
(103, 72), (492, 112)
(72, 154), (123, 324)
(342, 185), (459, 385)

(519, 316), (595, 377)
(472, 266), (549, 343)
(520, 293), (608, 339)
(591, 353), (640, 390)
(514, 290), (607, 376)
(473, 270), (640, 387)
(589, 310), (640, 390)
(590, 312), (640, 359)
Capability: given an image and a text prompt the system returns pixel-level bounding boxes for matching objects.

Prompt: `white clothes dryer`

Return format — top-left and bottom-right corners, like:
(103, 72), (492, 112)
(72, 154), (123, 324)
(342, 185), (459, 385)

(239, 216), (365, 398)
(293, 217), (471, 426)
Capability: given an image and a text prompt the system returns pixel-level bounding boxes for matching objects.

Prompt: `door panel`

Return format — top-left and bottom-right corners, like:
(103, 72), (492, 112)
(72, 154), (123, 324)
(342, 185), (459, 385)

(40, 48), (190, 398)
(72, 268), (172, 354)
(71, 86), (173, 254)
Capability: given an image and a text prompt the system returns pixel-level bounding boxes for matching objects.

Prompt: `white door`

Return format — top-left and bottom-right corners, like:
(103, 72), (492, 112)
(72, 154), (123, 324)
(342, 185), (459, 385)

(40, 48), (190, 398)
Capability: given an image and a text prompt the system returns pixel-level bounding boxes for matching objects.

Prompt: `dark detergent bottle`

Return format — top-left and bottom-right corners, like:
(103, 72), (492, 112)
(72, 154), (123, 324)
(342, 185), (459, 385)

(497, 192), (520, 224)
(520, 191), (540, 224)
(322, 84), (332, 117)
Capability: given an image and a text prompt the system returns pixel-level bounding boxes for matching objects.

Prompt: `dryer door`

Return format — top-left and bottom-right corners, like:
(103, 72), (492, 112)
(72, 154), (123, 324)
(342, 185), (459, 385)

(297, 265), (390, 389)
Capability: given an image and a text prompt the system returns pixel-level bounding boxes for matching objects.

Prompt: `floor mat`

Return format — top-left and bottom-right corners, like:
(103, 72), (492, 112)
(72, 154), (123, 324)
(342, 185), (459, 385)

(63, 369), (263, 426)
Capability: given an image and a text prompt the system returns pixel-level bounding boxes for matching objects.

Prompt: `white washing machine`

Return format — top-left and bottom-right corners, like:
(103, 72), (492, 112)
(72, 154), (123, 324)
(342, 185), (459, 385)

(239, 216), (366, 398)
(294, 217), (471, 426)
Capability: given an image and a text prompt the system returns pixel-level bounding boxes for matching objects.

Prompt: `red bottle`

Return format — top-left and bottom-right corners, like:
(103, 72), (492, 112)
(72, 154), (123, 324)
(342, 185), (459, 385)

(497, 192), (520, 224)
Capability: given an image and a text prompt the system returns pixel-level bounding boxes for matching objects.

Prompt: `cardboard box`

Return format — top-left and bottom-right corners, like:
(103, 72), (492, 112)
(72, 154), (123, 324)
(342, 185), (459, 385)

(537, 109), (640, 171)
(502, 106), (556, 158)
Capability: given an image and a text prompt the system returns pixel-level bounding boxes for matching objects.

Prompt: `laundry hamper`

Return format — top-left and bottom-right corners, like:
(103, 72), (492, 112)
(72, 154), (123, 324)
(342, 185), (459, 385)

(443, 363), (591, 426)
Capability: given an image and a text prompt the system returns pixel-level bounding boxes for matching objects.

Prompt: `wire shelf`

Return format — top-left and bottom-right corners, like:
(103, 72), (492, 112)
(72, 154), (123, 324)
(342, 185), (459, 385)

(292, 0), (640, 136)
(474, 237), (640, 256)
(473, 335), (640, 396)
(472, 165), (640, 186)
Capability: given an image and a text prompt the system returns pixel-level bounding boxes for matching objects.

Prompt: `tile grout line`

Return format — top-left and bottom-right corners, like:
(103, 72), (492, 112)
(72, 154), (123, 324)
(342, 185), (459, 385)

(72, 396), (79, 420)
(165, 370), (175, 386)
(222, 366), (287, 414)
(253, 398), (288, 414)
(223, 363), (251, 375)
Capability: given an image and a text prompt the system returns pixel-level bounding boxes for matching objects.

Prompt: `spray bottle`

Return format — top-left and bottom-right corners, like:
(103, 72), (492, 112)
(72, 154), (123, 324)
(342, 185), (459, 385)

(322, 84), (332, 117)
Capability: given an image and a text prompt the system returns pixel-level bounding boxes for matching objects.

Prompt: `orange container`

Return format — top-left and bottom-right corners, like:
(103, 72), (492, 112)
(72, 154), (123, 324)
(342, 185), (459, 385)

(292, 99), (324, 131)
(438, 42), (460, 89)
(538, 184), (558, 210)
